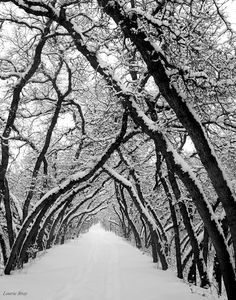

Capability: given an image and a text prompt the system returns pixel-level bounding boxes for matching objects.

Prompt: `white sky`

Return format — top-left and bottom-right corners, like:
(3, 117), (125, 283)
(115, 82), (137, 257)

(226, 0), (236, 27)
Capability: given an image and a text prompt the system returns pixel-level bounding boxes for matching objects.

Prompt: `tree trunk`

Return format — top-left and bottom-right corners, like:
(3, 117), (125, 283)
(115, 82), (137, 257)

(19, 204), (50, 265)
(179, 201), (209, 288)
(22, 92), (65, 221)
(150, 230), (159, 263)
(121, 96), (236, 299)
(104, 166), (168, 270)
(0, 231), (8, 266)
(37, 217), (53, 252)
(188, 259), (197, 285)
(46, 206), (67, 249)
(99, 0), (236, 262)
(155, 152), (183, 279)
(2, 179), (14, 248)
(118, 152), (168, 253)
(115, 183), (142, 248)
(202, 228), (209, 266)
(213, 255), (222, 296)
(168, 168), (209, 287)
(38, 196), (75, 251)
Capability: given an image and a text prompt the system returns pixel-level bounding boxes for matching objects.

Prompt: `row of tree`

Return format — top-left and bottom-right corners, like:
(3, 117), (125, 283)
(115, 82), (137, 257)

(0, 1), (236, 299)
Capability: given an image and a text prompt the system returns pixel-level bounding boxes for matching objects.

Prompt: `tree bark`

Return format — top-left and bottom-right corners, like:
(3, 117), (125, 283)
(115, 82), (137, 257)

(168, 169), (209, 287)
(0, 20), (52, 208)
(0, 230), (8, 266)
(2, 179), (14, 248)
(23, 90), (67, 220)
(37, 199), (72, 251)
(155, 151), (183, 279)
(19, 204), (50, 265)
(104, 166), (168, 270)
(213, 255), (222, 296)
(4, 113), (127, 275)
(121, 95), (236, 299)
(98, 1), (236, 262)
(46, 205), (67, 249)
(188, 259), (197, 285)
(115, 183), (142, 248)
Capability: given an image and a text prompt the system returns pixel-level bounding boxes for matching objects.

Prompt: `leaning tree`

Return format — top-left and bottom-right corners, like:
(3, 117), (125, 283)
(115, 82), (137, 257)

(0, 1), (236, 299)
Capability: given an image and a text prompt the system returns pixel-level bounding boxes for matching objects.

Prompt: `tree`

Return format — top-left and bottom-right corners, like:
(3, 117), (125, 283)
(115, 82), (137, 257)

(0, 1), (236, 299)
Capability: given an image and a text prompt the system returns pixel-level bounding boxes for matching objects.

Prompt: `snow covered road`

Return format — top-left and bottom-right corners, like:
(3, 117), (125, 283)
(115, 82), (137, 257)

(0, 224), (217, 300)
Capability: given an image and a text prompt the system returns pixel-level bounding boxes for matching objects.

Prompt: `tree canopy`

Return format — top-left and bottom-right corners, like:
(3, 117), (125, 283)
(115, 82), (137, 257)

(0, 1), (236, 299)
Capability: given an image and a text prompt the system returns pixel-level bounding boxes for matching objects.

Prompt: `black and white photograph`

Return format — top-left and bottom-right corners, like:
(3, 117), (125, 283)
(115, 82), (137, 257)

(0, 1), (236, 299)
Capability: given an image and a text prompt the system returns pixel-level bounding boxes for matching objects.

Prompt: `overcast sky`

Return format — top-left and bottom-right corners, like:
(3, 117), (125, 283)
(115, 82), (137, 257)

(226, 0), (236, 27)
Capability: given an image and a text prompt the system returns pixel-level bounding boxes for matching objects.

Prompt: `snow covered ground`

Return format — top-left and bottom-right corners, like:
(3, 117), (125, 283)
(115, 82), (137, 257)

(0, 224), (221, 300)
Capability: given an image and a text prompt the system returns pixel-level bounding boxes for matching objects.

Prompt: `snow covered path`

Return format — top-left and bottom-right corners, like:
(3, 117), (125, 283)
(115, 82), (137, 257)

(0, 224), (217, 300)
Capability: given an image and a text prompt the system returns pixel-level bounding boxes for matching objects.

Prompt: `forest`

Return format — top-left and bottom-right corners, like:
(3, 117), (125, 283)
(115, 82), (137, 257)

(0, 0), (236, 299)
